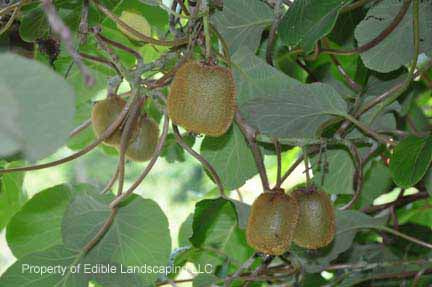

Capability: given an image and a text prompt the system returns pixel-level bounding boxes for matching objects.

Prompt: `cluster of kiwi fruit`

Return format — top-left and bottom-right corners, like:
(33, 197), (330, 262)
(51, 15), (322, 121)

(246, 186), (335, 255)
(168, 60), (236, 137)
(91, 95), (159, 162)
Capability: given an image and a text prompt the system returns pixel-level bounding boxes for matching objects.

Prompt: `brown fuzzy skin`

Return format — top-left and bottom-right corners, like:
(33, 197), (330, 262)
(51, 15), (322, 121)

(246, 191), (299, 255)
(167, 61), (236, 137)
(124, 117), (159, 162)
(91, 96), (126, 146)
(292, 188), (335, 249)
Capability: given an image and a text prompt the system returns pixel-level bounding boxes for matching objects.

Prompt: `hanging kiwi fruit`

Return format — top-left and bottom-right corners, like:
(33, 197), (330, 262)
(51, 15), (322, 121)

(291, 187), (335, 249)
(123, 116), (159, 162)
(167, 61), (236, 137)
(246, 189), (299, 255)
(91, 96), (127, 146)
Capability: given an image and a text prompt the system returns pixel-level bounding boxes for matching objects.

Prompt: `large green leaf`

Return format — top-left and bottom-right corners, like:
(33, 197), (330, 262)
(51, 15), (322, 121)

(355, 0), (432, 73)
(62, 191), (171, 285)
(390, 135), (432, 188)
(232, 48), (347, 139)
(0, 245), (140, 286)
(212, 0), (273, 54)
(279, 0), (351, 53)
(397, 197), (432, 228)
(0, 161), (26, 230)
(6, 184), (78, 258)
(293, 210), (387, 273)
(201, 124), (257, 191)
(0, 53), (75, 161)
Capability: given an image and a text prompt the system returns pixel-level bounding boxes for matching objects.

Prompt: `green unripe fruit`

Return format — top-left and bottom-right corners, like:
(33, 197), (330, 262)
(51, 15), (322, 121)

(246, 191), (299, 255)
(292, 188), (335, 249)
(168, 61), (236, 137)
(91, 96), (126, 146)
(117, 11), (152, 41)
(124, 117), (159, 162)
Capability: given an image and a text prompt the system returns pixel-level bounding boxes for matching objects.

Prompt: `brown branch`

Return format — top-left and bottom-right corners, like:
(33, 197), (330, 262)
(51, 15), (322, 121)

(362, 191), (429, 214)
(0, 105), (129, 174)
(42, 0), (94, 85)
(83, 208), (117, 253)
(177, 0), (190, 16)
(109, 114), (170, 208)
(172, 124), (226, 197)
(322, 38), (362, 92)
(321, 0), (411, 56)
(78, 0), (89, 44)
(92, 27), (143, 64)
(266, 0), (283, 65)
(69, 119), (91, 138)
(340, 0), (377, 14)
(116, 95), (142, 196)
(339, 141), (364, 210)
(91, 0), (188, 47)
(79, 52), (121, 75)
(235, 112), (270, 191)
(274, 139), (282, 188)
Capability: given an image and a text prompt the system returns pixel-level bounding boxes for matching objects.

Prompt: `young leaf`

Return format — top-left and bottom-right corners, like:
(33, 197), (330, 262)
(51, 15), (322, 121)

(212, 0), (273, 54)
(355, 0), (432, 73)
(390, 135), (432, 188)
(0, 53), (75, 161)
(279, 0), (351, 53)
(201, 124), (258, 191)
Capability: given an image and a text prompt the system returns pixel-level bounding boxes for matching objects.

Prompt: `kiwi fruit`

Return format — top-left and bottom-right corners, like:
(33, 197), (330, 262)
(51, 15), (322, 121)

(291, 187), (335, 249)
(91, 96), (126, 146)
(168, 61), (236, 137)
(124, 117), (159, 162)
(246, 190), (299, 255)
(117, 10), (152, 41)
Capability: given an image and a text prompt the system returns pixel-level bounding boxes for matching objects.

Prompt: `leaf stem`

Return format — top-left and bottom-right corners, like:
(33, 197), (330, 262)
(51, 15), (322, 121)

(171, 124), (226, 197)
(109, 114), (170, 208)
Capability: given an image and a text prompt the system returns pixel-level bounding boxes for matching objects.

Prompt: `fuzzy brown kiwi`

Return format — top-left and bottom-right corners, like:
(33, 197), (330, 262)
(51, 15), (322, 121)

(167, 61), (236, 137)
(91, 96), (126, 146)
(291, 187), (335, 249)
(246, 190), (299, 255)
(124, 117), (159, 162)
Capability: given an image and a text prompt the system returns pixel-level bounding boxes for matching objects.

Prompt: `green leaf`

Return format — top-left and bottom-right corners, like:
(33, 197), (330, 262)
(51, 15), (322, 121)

(397, 197), (432, 228)
(62, 191), (171, 285)
(425, 168), (432, 196)
(354, 160), (393, 208)
(178, 213), (194, 247)
(193, 273), (219, 287)
(390, 135), (432, 188)
(6, 184), (78, 258)
(212, 0), (273, 54)
(19, 7), (49, 42)
(201, 125), (257, 191)
(0, 161), (26, 230)
(0, 245), (140, 286)
(0, 53), (75, 161)
(293, 210), (387, 273)
(189, 198), (253, 267)
(312, 148), (355, 195)
(355, 0), (432, 73)
(279, 0), (351, 53)
(232, 48), (347, 139)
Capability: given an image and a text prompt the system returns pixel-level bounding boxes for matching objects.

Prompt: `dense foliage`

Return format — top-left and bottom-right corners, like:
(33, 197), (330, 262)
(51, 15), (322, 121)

(0, 0), (432, 286)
